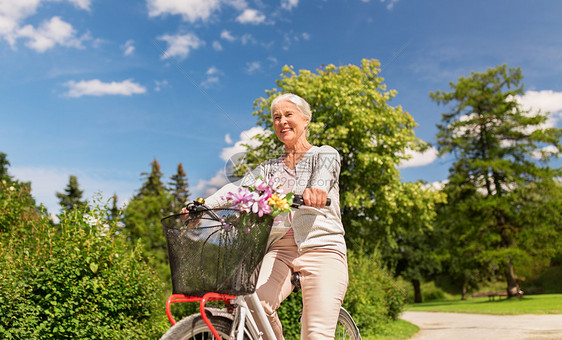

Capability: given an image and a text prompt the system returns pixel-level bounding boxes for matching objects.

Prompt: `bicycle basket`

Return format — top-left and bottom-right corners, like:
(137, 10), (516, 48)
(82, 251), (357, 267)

(161, 208), (273, 296)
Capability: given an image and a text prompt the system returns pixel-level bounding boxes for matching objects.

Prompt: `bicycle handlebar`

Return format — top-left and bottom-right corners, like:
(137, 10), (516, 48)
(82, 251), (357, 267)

(291, 194), (331, 208)
(185, 194), (331, 213)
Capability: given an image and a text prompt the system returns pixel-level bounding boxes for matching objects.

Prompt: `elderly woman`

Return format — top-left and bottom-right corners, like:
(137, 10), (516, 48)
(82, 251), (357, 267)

(193, 93), (348, 339)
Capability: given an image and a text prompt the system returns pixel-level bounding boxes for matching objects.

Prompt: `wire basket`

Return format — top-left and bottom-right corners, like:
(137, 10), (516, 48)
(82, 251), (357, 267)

(161, 208), (273, 296)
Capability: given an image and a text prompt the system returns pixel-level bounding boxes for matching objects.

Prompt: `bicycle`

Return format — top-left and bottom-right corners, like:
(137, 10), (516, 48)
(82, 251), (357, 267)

(160, 196), (361, 340)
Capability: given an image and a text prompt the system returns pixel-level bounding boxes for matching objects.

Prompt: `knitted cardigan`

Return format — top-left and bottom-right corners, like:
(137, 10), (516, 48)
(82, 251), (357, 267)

(204, 145), (346, 255)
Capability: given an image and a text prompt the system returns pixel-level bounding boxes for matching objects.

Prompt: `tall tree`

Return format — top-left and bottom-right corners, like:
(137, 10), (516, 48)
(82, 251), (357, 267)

(108, 194), (122, 222)
(56, 175), (87, 211)
(169, 162), (190, 210)
(138, 158), (166, 197)
(0, 153), (38, 236)
(430, 64), (562, 297)
(123, 159), (172, 281)
(0, 152), (11, 180)
(240, 59), (444, 252)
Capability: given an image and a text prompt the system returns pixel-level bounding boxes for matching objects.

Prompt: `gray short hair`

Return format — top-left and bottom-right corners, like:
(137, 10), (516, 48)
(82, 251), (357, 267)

(270, 93), (312, 121)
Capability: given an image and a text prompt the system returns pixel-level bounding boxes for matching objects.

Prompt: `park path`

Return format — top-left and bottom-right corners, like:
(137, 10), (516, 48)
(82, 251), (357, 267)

(400, 311), (562, 340)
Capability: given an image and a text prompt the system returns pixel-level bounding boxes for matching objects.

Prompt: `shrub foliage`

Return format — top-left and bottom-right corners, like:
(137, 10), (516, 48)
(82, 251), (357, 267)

(0, 197), (168, 339)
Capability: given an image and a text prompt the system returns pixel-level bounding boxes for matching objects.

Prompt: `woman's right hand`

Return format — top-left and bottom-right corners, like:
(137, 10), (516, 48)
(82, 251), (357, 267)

(180, 207), (189, 222)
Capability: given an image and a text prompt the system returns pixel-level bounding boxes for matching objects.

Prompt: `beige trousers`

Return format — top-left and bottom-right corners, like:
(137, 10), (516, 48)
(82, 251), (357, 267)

(255, 236), (348, 339)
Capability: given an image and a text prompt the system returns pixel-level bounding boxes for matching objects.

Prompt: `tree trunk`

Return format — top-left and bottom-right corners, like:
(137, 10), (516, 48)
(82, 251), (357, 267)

(412, 279), (422, 303)
(461, 283), (467, 300)
(504, 258), (520, 297)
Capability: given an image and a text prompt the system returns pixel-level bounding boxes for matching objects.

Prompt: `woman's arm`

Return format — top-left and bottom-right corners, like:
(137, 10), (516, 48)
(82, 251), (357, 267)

(304, 145), (341, 208)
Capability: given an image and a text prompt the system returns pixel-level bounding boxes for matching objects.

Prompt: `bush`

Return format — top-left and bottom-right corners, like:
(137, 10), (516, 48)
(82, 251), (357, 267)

(0, 179), (38, 236)
(344, 249), (407, 336)
(0, 201), (169, 339)
(524, 266), (562, 294)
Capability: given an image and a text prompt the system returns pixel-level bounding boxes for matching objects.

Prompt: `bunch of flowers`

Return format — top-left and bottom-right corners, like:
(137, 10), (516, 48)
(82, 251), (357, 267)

(223, 177), (293, 218)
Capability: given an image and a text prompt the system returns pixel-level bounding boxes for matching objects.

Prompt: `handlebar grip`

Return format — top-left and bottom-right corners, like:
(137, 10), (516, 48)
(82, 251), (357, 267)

(292, 194), (331, 207)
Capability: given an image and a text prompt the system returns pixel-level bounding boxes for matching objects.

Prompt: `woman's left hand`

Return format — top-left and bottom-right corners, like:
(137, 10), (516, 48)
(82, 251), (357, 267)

(302, 188), (328, 208)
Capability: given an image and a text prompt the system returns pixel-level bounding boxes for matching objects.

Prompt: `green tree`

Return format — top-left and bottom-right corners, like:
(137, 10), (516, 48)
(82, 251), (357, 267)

(430, 64), (562, 297)
(123, 159), (172, 283)
(108, 194), (122, 222)
(0, 152), (12, 180)
(243, 59), (444, 252)
(435, 182), (494, 299)
(138, 158), (166, 197)
(388, 226), (443, 303)
(169, 162), (190, 211)
(0, 153), (39, 236)
(56, 175), (87, 211)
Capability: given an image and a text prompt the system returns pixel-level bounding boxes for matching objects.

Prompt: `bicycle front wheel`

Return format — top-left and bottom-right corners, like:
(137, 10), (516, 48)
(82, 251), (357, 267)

(160, 313), (249, 340)
(335, 307), (361, 340)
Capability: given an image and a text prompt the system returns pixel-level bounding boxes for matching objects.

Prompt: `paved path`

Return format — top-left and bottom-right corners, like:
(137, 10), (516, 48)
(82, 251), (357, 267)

(400, 311), (562, 340)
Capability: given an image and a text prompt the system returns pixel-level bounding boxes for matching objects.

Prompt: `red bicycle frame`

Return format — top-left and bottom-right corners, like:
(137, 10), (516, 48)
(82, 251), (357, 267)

(166, 293), (237, 340)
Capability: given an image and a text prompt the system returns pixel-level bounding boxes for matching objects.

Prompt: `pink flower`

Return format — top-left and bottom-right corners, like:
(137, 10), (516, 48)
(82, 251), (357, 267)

(252, 193), (272, 217)
(225, 187), (255, 213)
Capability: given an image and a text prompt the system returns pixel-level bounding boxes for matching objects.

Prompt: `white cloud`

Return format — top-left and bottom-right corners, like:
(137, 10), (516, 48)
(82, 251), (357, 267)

(236, 8), (266, 24)
(147, 0), (221, 22)
(281, 31), (310, 50)
(122, 39), (135, 56)
(193, 169), (230, 197)
(201, 66), (222, 88)
(0, 0), (90, 50)
(220, 29), (236, 42)
(52, 0), (92, 10)
(10, 166), (136, 215)
(517, 90), (562, 128)
(245, 61), (261, 74)
(195, 126), (270, 197)
(379, 0), (399, 10)
(200, 76), (219, 88)
(219, 126), (269, 162)
(223, 0), (248, 11)
(206, 66), (219, 75)
(212, 40), (222, 51)
(154, 79), (168, 92)
(421, 179), (449, 192)
(64, 79), (146, 97)
(17, 16), (88, 52)
(241, 33), (256, 45)
(532, 145), (560, 160)
(398, 147), (439, 168)
(281, 0), (299, 10)
(225, 133), (233, 144)
(157, 32), (204, 60)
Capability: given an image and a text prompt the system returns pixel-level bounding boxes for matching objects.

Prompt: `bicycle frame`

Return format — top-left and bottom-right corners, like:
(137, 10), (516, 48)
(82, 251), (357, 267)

(165, 292), (276, 340)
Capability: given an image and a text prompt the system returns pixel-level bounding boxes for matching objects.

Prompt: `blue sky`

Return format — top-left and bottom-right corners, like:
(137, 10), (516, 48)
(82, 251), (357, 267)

(2, 0), (562, 214)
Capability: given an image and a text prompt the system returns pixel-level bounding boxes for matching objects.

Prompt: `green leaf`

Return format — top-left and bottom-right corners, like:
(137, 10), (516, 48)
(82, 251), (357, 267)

(89, 262), (98, 274)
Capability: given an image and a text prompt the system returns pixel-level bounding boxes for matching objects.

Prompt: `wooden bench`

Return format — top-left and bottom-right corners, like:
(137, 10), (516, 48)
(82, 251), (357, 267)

(487, 291), (508, 301)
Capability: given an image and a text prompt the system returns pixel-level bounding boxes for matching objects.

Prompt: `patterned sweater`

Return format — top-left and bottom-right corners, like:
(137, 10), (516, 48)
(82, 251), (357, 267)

(205, 145), (346, 255)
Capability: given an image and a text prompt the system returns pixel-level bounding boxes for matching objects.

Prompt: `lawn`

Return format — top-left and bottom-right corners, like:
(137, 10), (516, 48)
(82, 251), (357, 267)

(362, 319), (420, 340)
(404, 293), (562, 315)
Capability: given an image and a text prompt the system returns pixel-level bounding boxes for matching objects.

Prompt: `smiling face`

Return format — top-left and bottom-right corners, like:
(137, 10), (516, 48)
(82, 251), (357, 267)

(272, 99), (310, 148)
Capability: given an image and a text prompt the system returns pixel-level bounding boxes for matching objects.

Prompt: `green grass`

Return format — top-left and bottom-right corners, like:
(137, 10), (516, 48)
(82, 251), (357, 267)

(404, 293), (562, 315)
(362, 319), (419, 340)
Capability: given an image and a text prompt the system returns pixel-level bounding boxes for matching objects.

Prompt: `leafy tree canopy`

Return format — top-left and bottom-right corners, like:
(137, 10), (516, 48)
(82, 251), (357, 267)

(431, 64), (562, 296)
